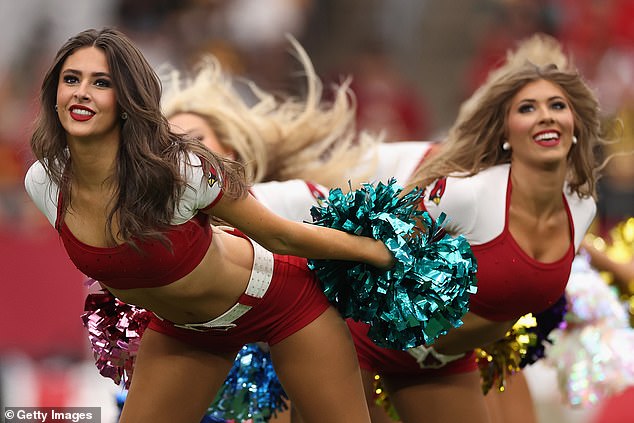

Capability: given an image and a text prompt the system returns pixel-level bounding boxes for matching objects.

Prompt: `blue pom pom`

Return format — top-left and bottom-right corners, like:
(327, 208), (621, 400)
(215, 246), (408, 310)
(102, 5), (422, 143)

(207, 344), (288, 422)
(200, 416), (226, 423)
(308, 179), (478, 349)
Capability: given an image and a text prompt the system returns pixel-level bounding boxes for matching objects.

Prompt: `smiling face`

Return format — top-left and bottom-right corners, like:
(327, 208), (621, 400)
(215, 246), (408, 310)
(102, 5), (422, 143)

(505, 78), (575, 168)
(56, 46), (120, 144)
(169, 112), (236, 159)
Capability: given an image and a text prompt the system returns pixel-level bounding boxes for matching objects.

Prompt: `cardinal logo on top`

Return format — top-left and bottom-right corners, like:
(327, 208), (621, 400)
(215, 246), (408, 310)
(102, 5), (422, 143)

(428, 177), (447, 205)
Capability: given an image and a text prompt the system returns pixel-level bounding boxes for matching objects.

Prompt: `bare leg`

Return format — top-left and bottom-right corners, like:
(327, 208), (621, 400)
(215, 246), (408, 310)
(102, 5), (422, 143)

(270, 306), (371, 423)
(290, 369), (397, 423)
(484, 371), (537, 423)
(384, 371), (492, 423)
(119, 329), (237, 423)
(270, 408), (291, 423)
(290, 405), (303, 422)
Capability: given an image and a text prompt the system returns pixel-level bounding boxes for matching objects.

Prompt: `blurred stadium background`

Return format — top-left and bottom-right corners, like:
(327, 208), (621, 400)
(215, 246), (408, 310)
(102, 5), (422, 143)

(1, 1), (632, 422)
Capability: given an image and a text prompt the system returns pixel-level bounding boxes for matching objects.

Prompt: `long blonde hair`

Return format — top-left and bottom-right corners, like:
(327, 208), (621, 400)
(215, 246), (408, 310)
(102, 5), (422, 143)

(407, 34), (607, 199)
(161, 36), (380, 188)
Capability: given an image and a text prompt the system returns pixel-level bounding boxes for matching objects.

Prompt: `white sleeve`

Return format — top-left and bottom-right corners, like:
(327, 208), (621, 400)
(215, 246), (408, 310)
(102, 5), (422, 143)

(421, 165), (509, 245)
(250, 180), (327, 223)
(24, 161), (59, 227)
(421, 163), (596, 249)
(173, 153), (223, 223)
(353, 141), (433, 187)
(421, 174), (479, 238)
(345, 141), (433, 188)
(565, 190), (597, 251)
(371, 142), (434, 185)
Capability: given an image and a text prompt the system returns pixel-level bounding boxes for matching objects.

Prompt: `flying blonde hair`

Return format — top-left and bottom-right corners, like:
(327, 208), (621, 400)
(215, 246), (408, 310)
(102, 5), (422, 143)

(161, 36), (380, 188)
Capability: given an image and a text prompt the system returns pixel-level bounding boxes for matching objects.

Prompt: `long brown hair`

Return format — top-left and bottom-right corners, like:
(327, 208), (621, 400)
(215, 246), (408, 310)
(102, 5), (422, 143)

(30, 27), (247, 247)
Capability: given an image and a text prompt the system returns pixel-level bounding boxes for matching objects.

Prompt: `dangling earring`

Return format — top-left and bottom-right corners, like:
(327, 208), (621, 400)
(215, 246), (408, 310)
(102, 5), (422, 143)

(572, 135), (578, 145)
(121, 112), (128, 120)
(502, 141), (511, 151)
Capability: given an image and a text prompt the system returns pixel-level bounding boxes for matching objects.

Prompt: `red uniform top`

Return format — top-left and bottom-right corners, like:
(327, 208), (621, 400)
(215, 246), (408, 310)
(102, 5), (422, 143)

(348, 162), (596, 376)
(24, 153), (223, 289)
(421, 164), (596, 321)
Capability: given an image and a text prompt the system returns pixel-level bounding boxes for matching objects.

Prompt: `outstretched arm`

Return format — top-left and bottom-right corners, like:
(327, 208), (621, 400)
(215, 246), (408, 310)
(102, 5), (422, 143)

(429, 312), (516, 355)
(206, 192), (395, 269)
(582, 238), (634, 293)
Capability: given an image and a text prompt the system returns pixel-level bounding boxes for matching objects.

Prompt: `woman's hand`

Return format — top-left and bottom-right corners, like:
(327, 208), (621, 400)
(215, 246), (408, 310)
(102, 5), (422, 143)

(430, 312), (516, 355)
(582, 237), (634, 294)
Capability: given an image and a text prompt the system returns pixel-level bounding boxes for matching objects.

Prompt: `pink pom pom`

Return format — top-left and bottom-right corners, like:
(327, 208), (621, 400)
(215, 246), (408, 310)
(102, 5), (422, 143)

(81, 290), (150, 388)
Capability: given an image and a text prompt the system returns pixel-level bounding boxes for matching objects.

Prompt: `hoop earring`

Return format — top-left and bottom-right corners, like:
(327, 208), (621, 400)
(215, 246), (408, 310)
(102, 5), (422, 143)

(572, 136), (578, 145)
(502, 141), (511, 151)
(54, 105), (58, 111)
(121, 112), (128, 120)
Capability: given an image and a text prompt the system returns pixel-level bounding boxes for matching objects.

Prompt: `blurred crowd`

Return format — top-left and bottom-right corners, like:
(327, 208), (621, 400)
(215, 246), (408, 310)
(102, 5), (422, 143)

(0, 0), (632, 421)
(1, 0), (632, 235)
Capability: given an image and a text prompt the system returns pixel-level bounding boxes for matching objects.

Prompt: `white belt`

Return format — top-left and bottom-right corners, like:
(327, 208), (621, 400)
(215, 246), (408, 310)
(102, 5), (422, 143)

(407, 345), (465, 369)
(164, 238), (274, 331)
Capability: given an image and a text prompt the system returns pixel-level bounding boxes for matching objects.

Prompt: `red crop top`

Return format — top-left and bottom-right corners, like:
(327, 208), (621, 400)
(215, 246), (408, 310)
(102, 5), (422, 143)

(24, 154), (223, 289)
(58, 209), (213, 289)
(421, 164), (596, 322)
(466, 185), (574, 321)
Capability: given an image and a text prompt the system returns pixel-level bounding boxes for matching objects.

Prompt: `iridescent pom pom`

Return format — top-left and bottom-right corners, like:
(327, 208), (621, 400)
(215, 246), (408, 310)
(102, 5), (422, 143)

(81, 288), (150, 388)
(207, 343), (288, 422)
(308, 178), (477, 350)
(545, 255), (634, 406)
(585, 217), (634, 325)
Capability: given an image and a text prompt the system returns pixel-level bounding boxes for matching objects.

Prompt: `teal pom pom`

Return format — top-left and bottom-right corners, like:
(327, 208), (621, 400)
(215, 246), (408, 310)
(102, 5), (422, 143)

(308, 179), (477, 350)
(207, 344), (288, 422)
